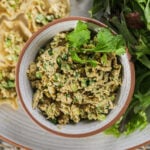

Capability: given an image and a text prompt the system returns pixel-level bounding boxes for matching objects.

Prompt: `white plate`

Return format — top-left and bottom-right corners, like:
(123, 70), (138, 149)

(0, 0), (150, 149)
(0, 103), (150, 150)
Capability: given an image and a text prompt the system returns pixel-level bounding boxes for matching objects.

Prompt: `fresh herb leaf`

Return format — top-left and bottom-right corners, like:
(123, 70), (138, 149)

(82, 28), (126, 55)
(70, 51), (98, 67)
(101, 54), (108, 65)
(67, 21), (126, 66)
(76, 20), (89, 31)
(95, 28), (126, 55)
(5, 37), (12, 47)
(7, 80), (15, 88)
(46, 15), (54, 22)
(67, 21), (91, 48)
(90, 0), (150, 136)
(68, 30), (90, 48)
(35, 72), (42, 79)
(35, 14), (54, 25)
(0, 80), (15, 89)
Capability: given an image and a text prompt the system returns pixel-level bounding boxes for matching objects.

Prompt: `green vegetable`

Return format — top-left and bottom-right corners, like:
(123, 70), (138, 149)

(67, 21), (91, 48)
(56, 57), (62, 67)
(46, 15), (54, 22)
(135, 0), (150, 30)
(35, 14), (54, 25)
(49, 118), (58, 124)
(35, 72), (42, 79)
(67, 21), (126, 66)
(5, 37), (12, 48)
(82, 28), (126, 55)
(70, 50), (98, 67)
(0, 80), (15, 89)
(7, 0), (20, 10)
(90, 0), (150, 136)
(48, 49), (53, 56)
(35, 14), (47, 25)
(101, 54), (108, 65)
(7, 80), (15, 88)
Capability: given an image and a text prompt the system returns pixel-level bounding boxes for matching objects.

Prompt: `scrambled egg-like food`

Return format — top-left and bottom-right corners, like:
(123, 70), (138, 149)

(0, 0), (70, 109)
(27, 32), (122, 125)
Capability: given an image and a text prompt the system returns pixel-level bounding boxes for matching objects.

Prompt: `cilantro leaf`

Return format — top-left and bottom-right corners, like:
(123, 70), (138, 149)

(70, 51), (98, 67)
(82, 28), (126, 56)
(67, 21), (125, 66)
(95, 28), (126, 55)
(75, 20), (89, 31)
(67, 21), (91, 48)
(97, 28), (113, 42)
(67, 30), (90, 48)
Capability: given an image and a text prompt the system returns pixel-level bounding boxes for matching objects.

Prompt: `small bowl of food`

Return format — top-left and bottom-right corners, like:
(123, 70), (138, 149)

(16, 16), (135, 137)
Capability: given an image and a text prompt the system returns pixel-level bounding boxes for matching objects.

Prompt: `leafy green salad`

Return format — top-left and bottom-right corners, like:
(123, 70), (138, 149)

(90, 0), (150, 137)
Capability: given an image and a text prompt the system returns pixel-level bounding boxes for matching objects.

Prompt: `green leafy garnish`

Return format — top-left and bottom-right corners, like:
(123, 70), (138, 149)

(70, 50), (98, 67)
(0, 80), (15, 89)
(5, 37), (12, 48)
(83, 28), (126, 55)
(101, 54), (108, 65)
(35, 14), (54, 25)
(90, 0), (150, 136)
(67, 21), (126, 66)
(7, 80), (15, 88)
(67, 21), (91, 48)
(35, 72), (42, 79)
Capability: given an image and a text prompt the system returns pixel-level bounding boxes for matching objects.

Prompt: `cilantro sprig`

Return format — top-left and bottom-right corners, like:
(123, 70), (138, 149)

(67, 21), (126, 66)
(67, 21), (91, 48)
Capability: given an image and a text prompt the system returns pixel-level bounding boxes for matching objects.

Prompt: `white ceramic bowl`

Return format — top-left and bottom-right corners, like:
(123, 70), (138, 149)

(16, 16), (135, 137)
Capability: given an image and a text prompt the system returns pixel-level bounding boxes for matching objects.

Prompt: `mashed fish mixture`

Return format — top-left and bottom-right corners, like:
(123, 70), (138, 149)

(27, 22), (123, 125)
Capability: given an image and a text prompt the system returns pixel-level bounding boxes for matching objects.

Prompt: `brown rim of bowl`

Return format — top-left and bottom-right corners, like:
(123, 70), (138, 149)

(16, 16), (135, 138)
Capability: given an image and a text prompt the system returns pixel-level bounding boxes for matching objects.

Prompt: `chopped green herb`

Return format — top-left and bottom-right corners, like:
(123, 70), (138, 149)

(56, 57), (62, 67)
(7, 80), (15, 88)
(46, 15), (54, 22)
(35, 14), (48, 25)
(43, 62), (49, 70)
(39, 48), (45, 54)
(67, 21), (91, 48)
(73, 97), (79, 103)
(48, 49), (53, 55)
(35, 72), (42, 79)
(49, 118), (58, 124)
(61, 53), (68, 60)
(0, 80), (15, 89)
(70, 83), (78, 92)
(5, 37), (12, 47)
(101, 54), (108, 65)
(70, 50), (98, 67)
